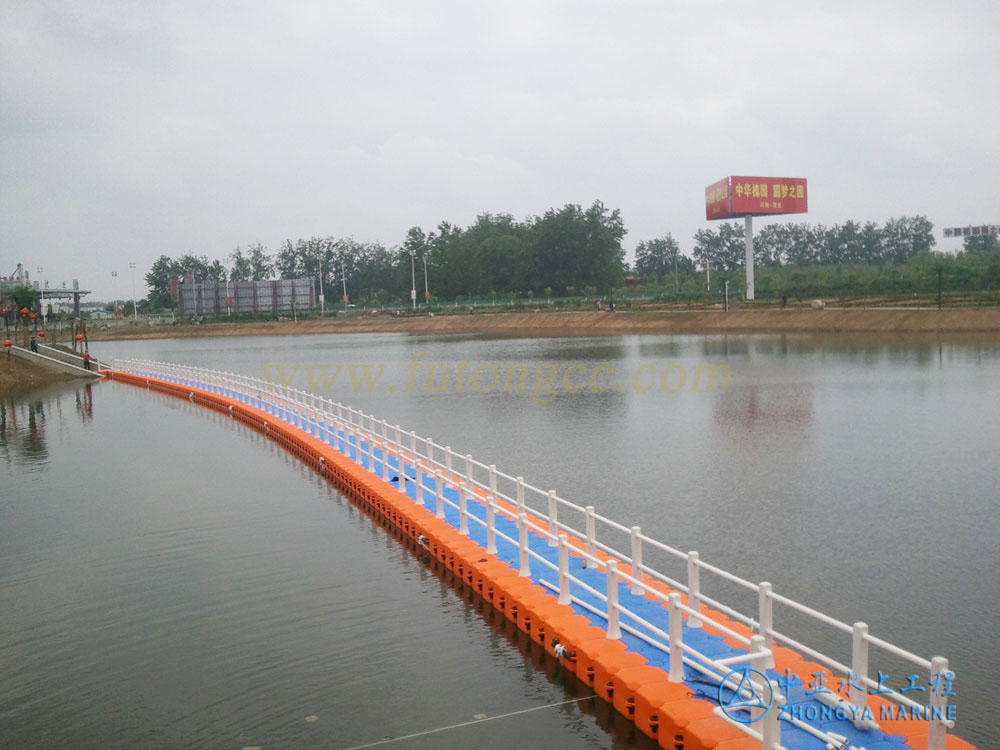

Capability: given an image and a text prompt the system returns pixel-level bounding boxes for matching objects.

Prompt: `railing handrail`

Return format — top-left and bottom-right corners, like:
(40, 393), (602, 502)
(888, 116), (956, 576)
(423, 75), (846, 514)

(111, 358), (956, 750)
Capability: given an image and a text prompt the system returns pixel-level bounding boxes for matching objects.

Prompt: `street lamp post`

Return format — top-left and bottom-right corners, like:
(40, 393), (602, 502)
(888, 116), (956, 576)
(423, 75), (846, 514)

(128, 262), (137, 322)
(36, 267), (44, 323)
(318, 256), (325, 317)
(341, 262), (348, 312)
(410, 251), (417, 310)
(422, 256), (429, 302)
(111, 271), (118, 318)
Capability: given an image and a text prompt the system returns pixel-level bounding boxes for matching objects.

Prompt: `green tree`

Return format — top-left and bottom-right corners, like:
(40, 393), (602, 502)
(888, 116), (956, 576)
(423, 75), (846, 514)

(176, 254), (213, 282)
(229, 248), (252, 281)
(693, 222), (745, 271)
(963, 234), (1000, 254)
(532, 201), (626, 294)
(882, 216), (935, 264)
(207, 259), (228, 282)
(144, 255), (182, 309)
(634, 234), (693, 280)
(247, 242), (274, 280)
(6, 284), (39, 311)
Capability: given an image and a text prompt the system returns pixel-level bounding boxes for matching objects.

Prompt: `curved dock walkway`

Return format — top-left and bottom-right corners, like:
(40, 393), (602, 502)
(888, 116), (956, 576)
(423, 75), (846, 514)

(105, 360), (976, 750)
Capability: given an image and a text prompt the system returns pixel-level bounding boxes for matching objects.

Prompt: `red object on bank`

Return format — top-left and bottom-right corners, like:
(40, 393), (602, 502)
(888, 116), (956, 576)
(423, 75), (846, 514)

(3, 340), (12, 348)
(75, 334), (85, 341)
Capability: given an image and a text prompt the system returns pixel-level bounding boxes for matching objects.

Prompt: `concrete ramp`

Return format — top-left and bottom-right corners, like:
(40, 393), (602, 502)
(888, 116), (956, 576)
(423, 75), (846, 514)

(37, 344), (110, 371)
(7, 345), (103, 379)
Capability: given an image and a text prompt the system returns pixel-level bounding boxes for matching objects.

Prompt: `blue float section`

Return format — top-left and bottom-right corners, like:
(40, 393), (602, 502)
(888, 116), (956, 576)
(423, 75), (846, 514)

(133, 369), (915, 750)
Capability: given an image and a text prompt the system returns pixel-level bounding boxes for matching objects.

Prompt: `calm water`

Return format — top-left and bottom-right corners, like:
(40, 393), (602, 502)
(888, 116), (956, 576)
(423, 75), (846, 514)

(3, 332), (999, 748)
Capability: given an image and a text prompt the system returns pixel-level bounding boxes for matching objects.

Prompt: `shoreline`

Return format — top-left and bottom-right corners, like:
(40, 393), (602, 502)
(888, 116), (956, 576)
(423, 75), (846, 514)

(0, 354), (78, 396)
(84, 309), (1000, 343)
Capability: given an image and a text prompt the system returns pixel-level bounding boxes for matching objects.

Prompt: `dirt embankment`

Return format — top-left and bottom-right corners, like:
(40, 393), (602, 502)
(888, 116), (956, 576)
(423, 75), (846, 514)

(85, 308), (1000, 343)
(0, 355), (77, 396)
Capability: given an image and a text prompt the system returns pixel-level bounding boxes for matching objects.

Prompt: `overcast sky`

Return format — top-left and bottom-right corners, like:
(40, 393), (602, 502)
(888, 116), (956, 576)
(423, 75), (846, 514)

(2, 0), (997, 301)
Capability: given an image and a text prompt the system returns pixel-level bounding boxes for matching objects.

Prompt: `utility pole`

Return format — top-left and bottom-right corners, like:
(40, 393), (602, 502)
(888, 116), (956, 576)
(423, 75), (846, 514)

(341, 262), (348, 312)
(422, 255), (429, 302)
(36, 267), (44, 323)
(410, 251), (417, 310)
(318, 255), (325, 317)
(129, 262), (137, 321)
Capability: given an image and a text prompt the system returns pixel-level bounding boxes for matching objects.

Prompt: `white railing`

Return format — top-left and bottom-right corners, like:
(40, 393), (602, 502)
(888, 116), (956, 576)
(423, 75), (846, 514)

(111, 358), (957, 750)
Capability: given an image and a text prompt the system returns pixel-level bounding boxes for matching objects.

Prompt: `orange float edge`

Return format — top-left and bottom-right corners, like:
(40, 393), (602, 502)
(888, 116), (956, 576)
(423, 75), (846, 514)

(105, 372), (975, 750)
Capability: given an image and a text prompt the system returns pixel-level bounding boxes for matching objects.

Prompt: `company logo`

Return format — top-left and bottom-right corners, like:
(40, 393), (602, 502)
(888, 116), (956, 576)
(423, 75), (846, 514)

(719, 668), (774, 723)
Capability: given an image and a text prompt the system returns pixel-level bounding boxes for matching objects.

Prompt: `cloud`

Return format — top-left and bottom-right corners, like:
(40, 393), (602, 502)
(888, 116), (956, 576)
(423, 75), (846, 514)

(1, 0), (997, 297)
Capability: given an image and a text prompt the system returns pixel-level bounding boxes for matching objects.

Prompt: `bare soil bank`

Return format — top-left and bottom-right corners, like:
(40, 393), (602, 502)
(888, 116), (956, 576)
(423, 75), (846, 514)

(0, 354), (77, 396)
(86, 309), (1000, 343)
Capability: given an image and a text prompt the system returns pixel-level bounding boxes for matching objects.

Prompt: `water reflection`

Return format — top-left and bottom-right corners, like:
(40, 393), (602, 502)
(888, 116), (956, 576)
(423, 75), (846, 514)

(0, 384), (100, 468)
(75, 383), (94, 421)
(0, 398), (48, 466)
(713, 385), (814, 432)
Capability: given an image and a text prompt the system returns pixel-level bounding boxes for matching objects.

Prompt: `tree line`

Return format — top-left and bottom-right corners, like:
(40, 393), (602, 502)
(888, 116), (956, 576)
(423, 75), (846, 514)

(141, 203), (995, 310)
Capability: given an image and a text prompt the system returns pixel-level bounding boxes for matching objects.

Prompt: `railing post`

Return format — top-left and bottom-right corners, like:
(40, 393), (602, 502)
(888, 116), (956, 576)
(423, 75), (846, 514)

(409, 430), (417, 482)
(758, 582), (775, 668)
(459, 483), (469, 536)
(547, 490), (558, 545)
(687, 551), (702, 628)
(435, 470), (445, 520)
(584, 505), (597, 568)
(851, 621), (869, 719)
(557, 534), (570, 604)
(518, 513), (531, 577)
(415, 452), (424, 505)
(668, 593), (684, 682)
(426, 437), (433, 467)
(605, 559), (622, 639)
(748, 636), (781, 750)
(489, 464), (497, 498)
(762, 680), (782, 750)
(486, 499), (497, 555)
(630, 526), (645, 596)
(749, 634), (767, 681)
(928, 656), (950, 750)
(380, 436), (389, 481)
(516, 477), (525, 515)
(383, 420), (392, 474)
(381, 420), (390, 482)
(465, 454), (473, 486)
(445, 446), (453, 477)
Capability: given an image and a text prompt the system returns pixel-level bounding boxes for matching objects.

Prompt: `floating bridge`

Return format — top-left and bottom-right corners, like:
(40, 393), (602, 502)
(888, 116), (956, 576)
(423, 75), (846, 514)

(105, 359), (976, 750)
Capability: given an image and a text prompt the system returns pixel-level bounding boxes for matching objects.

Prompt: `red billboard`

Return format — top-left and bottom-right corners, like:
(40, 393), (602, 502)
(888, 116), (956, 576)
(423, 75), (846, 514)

(705, 176), (808, 220)
(705, 177), (730, 220)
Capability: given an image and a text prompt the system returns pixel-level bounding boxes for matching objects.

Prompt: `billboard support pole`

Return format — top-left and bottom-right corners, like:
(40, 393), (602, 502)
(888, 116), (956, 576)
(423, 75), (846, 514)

(745, 215), (755, 301)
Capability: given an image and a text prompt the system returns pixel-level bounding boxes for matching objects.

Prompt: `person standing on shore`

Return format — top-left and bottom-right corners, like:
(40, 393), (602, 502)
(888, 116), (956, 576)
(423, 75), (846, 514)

(83, 352), (91, 370)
